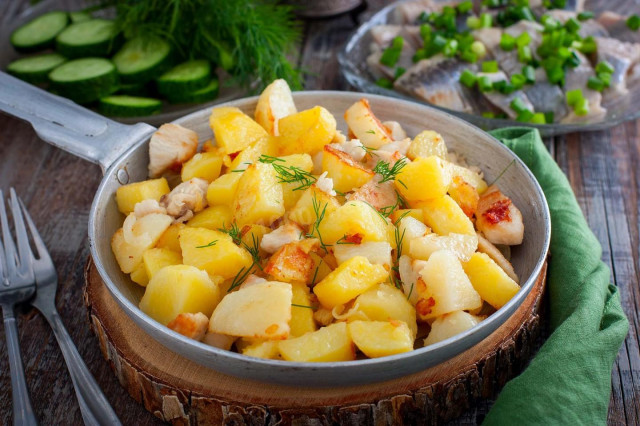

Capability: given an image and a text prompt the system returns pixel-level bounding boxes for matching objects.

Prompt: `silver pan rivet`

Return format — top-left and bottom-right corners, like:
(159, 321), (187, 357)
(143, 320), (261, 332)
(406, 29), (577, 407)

(117, 168), (130, 185)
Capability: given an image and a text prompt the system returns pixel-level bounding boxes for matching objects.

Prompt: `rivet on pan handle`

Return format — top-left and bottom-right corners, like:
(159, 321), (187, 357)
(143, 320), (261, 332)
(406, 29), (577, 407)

(0, 71), (155, 174)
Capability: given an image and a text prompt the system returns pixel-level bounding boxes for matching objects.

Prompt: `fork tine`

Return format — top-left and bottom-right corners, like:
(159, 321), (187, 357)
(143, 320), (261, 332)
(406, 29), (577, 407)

(17, 196), (52, 265)
(0, 189), (18, 276)
(9, 188), (33, 277)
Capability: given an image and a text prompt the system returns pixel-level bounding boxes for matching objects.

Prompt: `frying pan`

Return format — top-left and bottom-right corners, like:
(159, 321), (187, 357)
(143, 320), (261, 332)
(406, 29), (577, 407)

(0, 71), (551, 387)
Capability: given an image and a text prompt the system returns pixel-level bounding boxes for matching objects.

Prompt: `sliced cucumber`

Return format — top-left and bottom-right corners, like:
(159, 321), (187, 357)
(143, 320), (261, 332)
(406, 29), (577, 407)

(56, 19), (119, 58)
(99, 95), (162, 117)
(69, 11), (92, 23)
(7, 53), (67, 84)
(113, 36), (172, 84)
(49, 58), (118, 104)
(10, 11), (69, 52)
(166, 77), (219, 104)
(156, 60), (211, 98)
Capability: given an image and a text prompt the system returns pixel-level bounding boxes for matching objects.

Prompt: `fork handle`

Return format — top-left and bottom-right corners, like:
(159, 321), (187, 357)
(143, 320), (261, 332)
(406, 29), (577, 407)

(2, 305), (38, 426)
(45, 310), (121, 426)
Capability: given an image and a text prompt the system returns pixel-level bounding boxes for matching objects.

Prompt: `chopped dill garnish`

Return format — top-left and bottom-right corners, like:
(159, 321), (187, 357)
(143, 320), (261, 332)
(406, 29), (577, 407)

(259, 154), (317, 191)
(336, 234), (357, 245)
(306, 194), (331, 253)
(373, 158), (408, 184)
(258, 155), (285, 164)
(395, 225), (407, 258)
(393, 210), (411, 226)
(407, 281), (415, 300)
(488, 159), (516, 186)
(365, 130), (376, 134)
(227, 266), (253, 293)
(244, 233), (263, 271)
(311, 263), (320, 285)
(291, 303), (317, 310)
(196, 240), (218, 248)
(218, 223), (242, 245)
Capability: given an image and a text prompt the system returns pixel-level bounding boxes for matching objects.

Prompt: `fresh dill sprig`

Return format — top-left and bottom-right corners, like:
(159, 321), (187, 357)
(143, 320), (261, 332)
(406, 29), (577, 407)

(358, 145), (378, 156)
(196, 240), (218, 248)
(244, 233), (263, 271)
(393, 210), (411, 226)
(336, 234), (357, 245)
(310, 262), (321, 285)
(218, 223), (242, 245)
(291, 303), (317, 310)
(407, 281), (415, 301)
(488, 159), (516, 186)
(307, 194), (331, 253)
(373, 158), (408, 184)
(227, 266), (253, 293)
(365, 130), (376, 134)
(394, 225), (407, 258)
(259, 155), (317, 191)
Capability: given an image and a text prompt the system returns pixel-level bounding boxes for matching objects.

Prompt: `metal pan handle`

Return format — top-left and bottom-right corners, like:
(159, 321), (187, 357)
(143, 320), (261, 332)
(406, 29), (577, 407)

(0, 72), (155, 173)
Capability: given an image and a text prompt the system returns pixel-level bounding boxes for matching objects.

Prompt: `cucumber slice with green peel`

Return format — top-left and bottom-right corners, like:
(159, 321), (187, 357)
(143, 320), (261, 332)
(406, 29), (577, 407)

(113, 36), (172, 84)
(10, 11), (69, 52)
(166, 77), (219, 104)
(69, 11), (92, 23)
(49, 58), (118, 104)
(156, 60), (211, 97)
(99, 95), (162, 117)
(56, 19), (119, 58)
(7, 53), (67, 84)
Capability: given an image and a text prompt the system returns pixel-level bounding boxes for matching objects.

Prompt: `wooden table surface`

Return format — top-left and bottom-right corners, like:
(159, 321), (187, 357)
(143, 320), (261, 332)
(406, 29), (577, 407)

(0, 1), (638, 424)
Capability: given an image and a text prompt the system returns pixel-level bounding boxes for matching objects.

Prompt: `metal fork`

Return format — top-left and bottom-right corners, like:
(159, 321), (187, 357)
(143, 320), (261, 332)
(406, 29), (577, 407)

(17, 195), (122, 426)
(0, 189), (38, 426)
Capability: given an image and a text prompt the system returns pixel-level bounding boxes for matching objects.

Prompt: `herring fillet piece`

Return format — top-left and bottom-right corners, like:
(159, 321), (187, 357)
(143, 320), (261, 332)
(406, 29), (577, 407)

(370, 25), (422, 50)
(525, 68), (569, 121)
(366, 42), (417, 80)
(393, 56), (478, 113)
(598, 12), (640, 44)
(595, 36), (640, 99)
(562, 51), (607, 123)
(547, 10), (609, 38)
(476, 71), (534, 119)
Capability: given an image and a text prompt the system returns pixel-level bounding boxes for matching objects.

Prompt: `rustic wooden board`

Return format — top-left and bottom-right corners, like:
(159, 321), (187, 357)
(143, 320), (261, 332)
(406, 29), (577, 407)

(83, 258), (547, 425)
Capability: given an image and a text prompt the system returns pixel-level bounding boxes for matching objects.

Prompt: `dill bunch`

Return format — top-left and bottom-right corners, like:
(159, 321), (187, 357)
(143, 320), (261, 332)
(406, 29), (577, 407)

(103, 0), (303, 90)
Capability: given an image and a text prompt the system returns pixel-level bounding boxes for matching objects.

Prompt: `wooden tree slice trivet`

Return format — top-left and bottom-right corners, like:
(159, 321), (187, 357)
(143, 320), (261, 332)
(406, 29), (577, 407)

(83, 257), (547, 425)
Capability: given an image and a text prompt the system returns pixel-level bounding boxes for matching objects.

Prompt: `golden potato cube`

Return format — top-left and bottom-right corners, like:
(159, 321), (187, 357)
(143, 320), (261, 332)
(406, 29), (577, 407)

(354, 284), (417, 338)
(415, 250), (482, 320)
(462, 252), (520, 309)
(111, 213), (173, 273)
(143, 247), (183, 280)
(206, 172), (242, 206)
(317, 200), (390, 245)
(179, 227), (253, 279)
(290, 283), (317, 337)
(130, 263), (149, 287)
(410, 233), (478, 262)
(417, 195), (475, 236)
(209, 107), (269, 154)
(276, 106), (337, 155)
(186, 205), (233, 230)
(348, 320), (414, 358)
(139, 265), (222, 326)
(226, 137), (277, 172)
(288, 185), (340, 226)
(210, 281), (292, 339)
(240, 340), (281, 359)
(448, 175), (479, 218)
(115, 178), (170, 215)
(321, 145), (375, 193)
(406, 130), (448, 160)
(396, 216), (430, 257)
(424, 311), (482, 346)
(344, 99), (393, 149)
(449, 163), (488, 194)
(181, 152), (224, 183)
(395, 156), (451, 201)
(333, 242), (392, 269)
(264, 242), (315, 284)
(279, 322), (355, 362)
(390, 208), (424, 224)
(254, 79), (297, 136)
(234, 162), (285, 227)
(156, 223), (185, 253)
(313, 256), (388, 309)
(279, 153), (314, 171)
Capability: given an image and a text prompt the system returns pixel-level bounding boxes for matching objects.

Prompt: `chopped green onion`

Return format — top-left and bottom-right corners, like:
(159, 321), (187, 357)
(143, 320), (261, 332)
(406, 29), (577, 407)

(500, 33), (516, 51)
(566, 89), (584, 107)
(432, 34), (447, 49)
(522, 65), (536, 83)
(412, 49), (427, 63)
(483, 0), (502, 7)
(466, 16), (481, 29)
(565, 17), (581, 33)
(544, 111), (555, 123)
(493, 79), (507, 91)
(577, 11), (594, 21)
(541, 15), (561, 31)
(566, 51), (581, 68)
(457, 1), (473, 14)
(557, 46), (571, 59)
(511, 73), (527, 89)
(375, 78), (393, 89)
(470, 41), (487, 58)
(516, 109), (535, 122)
(482, 111), (496, 118)
(478, 76), (493, 92)
(577, 36), (596, 54)
(418, 12), (430, 24)
(516, 32), (531, 47)
(530, 112), (546, 124)
(481, 60), (499, 73)
(595, 61), (615, 75)
(443, 39), (458, 57)
(480, 13), (493, 28)
(598, 72), (611, 88)
(546, 66), (565, 85)
(379, 37), (404, 67)
(394, 67), (406, 79)
(510, 97), (529, 114)
(420, 24), (431, 40)
(460, 50), (478, 63)
(574, 97), (589, 116)
(587, 76), (604, 92)
(627, 15), (640, 31)
(518, 45), (532, 63)
(460, 69), (477, 87)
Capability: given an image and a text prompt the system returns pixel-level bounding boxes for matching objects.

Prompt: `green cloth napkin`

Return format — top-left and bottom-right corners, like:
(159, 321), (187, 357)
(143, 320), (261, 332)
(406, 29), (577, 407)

(482, 128), (629, 425)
